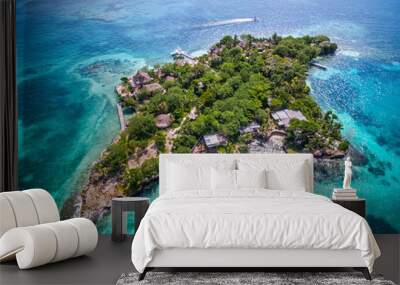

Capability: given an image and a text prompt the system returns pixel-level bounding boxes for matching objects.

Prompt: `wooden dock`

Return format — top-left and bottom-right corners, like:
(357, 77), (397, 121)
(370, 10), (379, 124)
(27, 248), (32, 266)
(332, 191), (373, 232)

(117, 103), (126, 132)
(310, 61), (328, 70)
(171, 48), (195, 60)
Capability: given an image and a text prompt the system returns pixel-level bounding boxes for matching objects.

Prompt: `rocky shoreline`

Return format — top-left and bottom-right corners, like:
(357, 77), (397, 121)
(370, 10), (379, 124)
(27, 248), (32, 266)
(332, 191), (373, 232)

(62, 166), (158, 224)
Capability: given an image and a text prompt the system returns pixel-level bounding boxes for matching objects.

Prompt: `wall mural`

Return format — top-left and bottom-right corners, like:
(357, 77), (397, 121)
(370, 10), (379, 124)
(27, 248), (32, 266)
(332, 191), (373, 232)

(17, 0), (400, 234)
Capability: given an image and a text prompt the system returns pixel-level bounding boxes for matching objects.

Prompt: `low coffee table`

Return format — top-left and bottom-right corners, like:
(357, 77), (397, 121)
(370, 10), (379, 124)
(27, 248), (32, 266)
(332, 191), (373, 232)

(111, 197), (150, 242)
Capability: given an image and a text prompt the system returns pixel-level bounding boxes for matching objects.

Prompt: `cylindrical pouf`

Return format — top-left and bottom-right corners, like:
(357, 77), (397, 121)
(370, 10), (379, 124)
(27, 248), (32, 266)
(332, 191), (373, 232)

(66, 218), (98, 257)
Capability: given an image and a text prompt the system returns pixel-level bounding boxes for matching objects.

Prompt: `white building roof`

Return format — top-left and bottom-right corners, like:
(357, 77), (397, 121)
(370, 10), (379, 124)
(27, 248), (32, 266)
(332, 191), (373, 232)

(203, 134), (227, 148)
(271, 109), (306, 128)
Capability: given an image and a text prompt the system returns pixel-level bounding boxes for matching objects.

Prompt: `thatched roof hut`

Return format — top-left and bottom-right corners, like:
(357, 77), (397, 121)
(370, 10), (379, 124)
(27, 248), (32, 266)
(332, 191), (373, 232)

(239, 121), (261, 134)
(155, 68), (165, 78)
(143, 83), (164, 94)
(203, 133), (227, 149)
(271, 109), (306, 128)
(134, 71), (152, 85)
(155, 113), (173, 129)
(266, 129), (287, 140)
(192, 142), (207, 153)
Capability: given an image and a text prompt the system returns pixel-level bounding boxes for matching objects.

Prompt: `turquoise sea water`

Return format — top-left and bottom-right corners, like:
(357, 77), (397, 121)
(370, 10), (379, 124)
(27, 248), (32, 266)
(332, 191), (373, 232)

(17, 0), (400, 233)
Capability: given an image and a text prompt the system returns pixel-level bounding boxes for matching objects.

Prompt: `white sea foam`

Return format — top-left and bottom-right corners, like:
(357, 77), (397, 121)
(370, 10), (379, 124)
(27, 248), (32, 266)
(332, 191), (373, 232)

(202, 18), (256, 27)
(190, 49), (208, 57)
(381, 61), (400, 72)
(338, 49), (361, 58)
(310, 68), (341, 80)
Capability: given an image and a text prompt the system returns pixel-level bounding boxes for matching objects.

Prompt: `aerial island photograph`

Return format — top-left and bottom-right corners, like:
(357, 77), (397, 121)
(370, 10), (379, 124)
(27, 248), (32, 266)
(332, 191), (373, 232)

(16, 0), (400, 236)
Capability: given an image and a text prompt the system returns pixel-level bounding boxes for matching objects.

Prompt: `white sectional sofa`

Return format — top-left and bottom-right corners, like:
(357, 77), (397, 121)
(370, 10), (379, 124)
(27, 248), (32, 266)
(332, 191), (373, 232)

(0, 189), (98, 269)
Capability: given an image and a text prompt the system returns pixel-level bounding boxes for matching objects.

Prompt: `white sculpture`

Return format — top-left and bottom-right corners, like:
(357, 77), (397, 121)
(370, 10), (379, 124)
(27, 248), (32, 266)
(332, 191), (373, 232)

(343, 156), (352, 189)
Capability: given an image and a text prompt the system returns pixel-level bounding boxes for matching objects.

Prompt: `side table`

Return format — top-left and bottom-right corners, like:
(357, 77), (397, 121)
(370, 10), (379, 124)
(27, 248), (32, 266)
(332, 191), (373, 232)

(112, 197), (150, 242)
(332, 198), (366, 218)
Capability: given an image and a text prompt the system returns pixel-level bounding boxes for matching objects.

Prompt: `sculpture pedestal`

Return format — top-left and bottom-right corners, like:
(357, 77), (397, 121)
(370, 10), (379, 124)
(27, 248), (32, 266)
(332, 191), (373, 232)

(332, 188), (358, 200)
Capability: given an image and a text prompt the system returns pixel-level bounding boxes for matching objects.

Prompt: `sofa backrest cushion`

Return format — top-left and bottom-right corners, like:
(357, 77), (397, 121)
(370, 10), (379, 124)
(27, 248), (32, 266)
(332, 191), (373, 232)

(0, 189), (60, 238)
(0, 196), (17, 237)
(23, 189), (60, 224)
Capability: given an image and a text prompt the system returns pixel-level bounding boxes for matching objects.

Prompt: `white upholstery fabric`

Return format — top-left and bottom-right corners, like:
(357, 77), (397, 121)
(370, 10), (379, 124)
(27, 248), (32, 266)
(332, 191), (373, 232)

(24, 189), (60, 223)
(0, 226), (57, 268)
(132, 190), (380, 273)
(0, 196), (17, 237)
(0, 190), (98, 269)
(212, 168), (237, 190)
(236, 169), (267, 189)
(167, 163), (212, 192)
(0, 189), (59, 236)
(238, 158), (309, 191)
(1, 191), (39, 227)
(66, 218), (98, 257)
(148, 248), (366, 268)
(42, 221), (79, 262)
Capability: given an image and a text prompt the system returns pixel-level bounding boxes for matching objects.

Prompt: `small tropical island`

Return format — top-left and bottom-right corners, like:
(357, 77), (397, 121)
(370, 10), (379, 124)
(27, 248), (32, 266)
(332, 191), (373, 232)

(67, 34), (350, 223)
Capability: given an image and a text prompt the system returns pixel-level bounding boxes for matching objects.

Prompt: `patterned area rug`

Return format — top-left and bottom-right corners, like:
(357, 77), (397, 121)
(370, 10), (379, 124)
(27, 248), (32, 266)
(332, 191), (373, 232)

(116, 272), (396, 285)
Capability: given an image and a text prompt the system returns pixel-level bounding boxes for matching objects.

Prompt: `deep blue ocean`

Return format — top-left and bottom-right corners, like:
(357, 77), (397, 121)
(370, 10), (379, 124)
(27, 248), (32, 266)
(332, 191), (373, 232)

(17, 0), (400, 233)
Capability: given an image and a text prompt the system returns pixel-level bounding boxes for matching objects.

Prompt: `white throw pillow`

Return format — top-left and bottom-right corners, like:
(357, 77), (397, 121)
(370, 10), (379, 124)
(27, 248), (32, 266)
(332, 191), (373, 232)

(167, 162), (212, 192)
(212, 168), (237, 191)
(266, 162), (307, 191)
(236, 169), (267, 189)
(238, 159), (308, 191)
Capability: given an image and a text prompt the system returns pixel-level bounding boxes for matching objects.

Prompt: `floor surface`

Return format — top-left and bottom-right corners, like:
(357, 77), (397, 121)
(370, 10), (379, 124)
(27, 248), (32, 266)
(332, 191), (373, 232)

(0, 236), (134, 285)
(0, 235), (398, 285)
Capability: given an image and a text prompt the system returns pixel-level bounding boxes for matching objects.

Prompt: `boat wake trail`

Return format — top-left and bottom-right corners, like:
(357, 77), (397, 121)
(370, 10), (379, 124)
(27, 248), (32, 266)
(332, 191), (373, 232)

(202, 17), (257, 27)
